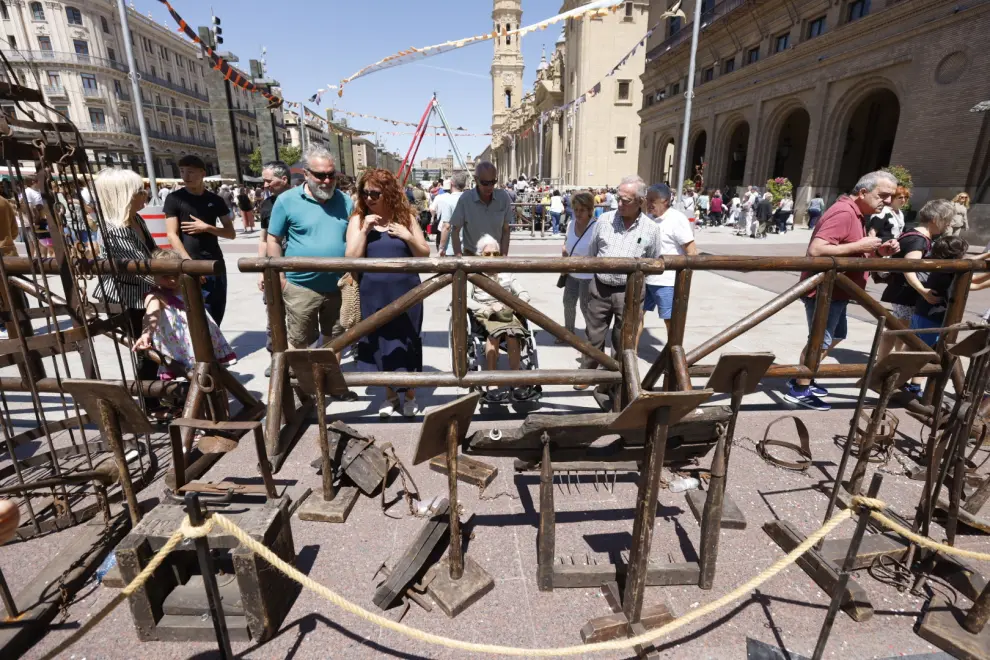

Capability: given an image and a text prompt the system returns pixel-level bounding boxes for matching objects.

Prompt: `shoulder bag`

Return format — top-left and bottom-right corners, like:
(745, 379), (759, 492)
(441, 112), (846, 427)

(557, 221), (593, 288)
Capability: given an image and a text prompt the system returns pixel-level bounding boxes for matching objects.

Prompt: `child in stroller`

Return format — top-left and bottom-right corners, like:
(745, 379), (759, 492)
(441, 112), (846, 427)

(466, 234), (541, 405)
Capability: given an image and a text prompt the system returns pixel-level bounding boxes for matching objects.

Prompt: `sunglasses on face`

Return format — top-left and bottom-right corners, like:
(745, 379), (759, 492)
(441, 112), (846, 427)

(307, 169), (336, 181)
(481, 251), (501, 257)
(478, 179), (497, 187)
(360, 189), (382, 201)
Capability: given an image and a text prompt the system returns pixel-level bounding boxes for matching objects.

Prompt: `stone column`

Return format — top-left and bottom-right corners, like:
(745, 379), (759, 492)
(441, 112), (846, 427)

(550, 116), (562, 184)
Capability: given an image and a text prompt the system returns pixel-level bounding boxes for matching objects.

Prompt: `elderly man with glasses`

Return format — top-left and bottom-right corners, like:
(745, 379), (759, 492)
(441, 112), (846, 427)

(450, 161), (514, 257)
(575, 175), (661, 391)
(266, 146), (354, 351)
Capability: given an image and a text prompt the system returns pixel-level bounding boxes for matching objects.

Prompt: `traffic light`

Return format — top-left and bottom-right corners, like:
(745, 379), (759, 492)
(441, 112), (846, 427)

(212, 15), (223, 45)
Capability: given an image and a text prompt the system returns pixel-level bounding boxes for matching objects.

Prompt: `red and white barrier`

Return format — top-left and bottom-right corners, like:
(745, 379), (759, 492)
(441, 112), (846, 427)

(137, 206), (171, 249)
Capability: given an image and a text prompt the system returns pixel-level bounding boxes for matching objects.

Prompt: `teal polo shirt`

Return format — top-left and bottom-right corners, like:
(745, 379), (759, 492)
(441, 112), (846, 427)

(268, 185), (353, 292)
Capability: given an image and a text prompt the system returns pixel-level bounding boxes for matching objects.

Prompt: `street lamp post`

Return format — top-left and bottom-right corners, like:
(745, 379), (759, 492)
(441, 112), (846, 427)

(675, 0), (703, 210)
(116, 0), (157, 198)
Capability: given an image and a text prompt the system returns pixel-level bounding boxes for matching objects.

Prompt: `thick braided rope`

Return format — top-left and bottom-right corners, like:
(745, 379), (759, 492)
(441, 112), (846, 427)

(867, 509), (990, 561)
(39, 519), (210, 660)
(208, 508), (853, 656)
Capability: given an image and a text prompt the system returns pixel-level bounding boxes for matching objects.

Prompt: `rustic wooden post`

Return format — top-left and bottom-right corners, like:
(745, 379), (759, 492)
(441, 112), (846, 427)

(451, 270), (468, 380)
(537, 432), (555, 591)
(622, 406), (670, 624)
(99, 399), (141, 526)
(445, 418), (464, 580)
(805, 269), (836, 376)
(697, 368), (745, 590)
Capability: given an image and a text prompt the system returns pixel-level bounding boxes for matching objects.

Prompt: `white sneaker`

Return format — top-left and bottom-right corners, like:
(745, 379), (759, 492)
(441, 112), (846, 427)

(402, 399), (421, 418)
(379, 398), (398, 419)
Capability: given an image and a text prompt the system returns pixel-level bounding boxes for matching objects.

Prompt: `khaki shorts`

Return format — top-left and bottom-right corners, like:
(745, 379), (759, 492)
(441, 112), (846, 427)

(283, 281), (341, 349)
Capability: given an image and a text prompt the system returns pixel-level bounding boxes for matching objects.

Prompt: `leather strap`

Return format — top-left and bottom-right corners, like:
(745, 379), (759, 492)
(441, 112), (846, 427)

(757, 416), (812, 471)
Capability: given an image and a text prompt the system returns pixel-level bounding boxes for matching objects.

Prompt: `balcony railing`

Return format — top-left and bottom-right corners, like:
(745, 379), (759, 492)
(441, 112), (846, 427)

(170, 107), (184, 118)
(198, 112), (209, 123)
(43, 85), (67, 97)
(5, 49), (129, 73)
(115, 88), (132, 102)
(138, 68), (209, 102)
(646, 0), (746, 62)
(82, 87), (102, 99)
(142, 127), (216, 148)
(233, 107), (257, 119)
(185, 109), (196, 120)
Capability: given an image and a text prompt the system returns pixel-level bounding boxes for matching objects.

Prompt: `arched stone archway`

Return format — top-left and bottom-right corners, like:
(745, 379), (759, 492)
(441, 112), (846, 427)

(836, 89), (900, 192)
(723, 122), (750, 189)
(690, 130), (707, 183)
(772, 108), (811, 187)
(652, 136), (676, 185)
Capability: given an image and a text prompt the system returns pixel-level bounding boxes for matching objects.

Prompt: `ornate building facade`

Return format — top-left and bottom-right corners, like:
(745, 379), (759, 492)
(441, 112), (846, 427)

(490, 1), (649, 188)
(637, 0), (990, 235)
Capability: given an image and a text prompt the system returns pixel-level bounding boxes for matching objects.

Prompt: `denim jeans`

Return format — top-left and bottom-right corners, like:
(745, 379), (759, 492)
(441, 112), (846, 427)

(202, 273), (228, 326)
(550, 212), (561, 234)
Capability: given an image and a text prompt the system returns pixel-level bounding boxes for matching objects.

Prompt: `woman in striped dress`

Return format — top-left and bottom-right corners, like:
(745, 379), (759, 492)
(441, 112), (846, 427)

(94, 168), (163, 413)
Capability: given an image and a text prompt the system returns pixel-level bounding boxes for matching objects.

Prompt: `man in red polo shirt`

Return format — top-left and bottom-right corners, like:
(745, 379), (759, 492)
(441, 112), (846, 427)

(784, 170), (900, 411)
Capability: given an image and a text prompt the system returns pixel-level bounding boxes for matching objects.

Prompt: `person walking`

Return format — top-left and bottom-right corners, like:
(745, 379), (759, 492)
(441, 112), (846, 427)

(575, 175), (659, 392)
(709, 190), (723, 226)
(437, 171), (468, 256)
(742, 186), (757, 237)
(784, 170), (900, 411)
(560, 191), (596, 342)
(163, 155), (235, 325)
(696, 189), (710, 226)
(755, 192), (773, 238)
(807, 192), (825, 230)
(876, 198), (953, 395)
(948, 192), (970, 236)
(549, 189), (564, 235)
(267, 147), (352, 351)
(450, 161), (514, 257)
(869, 186), (909, 240)
(774, 193), (793, 234)
(639, 183), (698, 344)
(346, 169), (430, 418)
(238, 186), (255, 233)
(257, 161), (291, 376)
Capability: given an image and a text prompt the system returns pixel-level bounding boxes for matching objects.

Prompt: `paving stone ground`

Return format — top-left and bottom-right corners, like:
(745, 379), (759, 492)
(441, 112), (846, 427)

(2, 224), (985, 659)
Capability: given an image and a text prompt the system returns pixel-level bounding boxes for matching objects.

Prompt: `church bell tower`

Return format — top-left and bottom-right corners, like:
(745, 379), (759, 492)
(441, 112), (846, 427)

(491, 0), (525, 136)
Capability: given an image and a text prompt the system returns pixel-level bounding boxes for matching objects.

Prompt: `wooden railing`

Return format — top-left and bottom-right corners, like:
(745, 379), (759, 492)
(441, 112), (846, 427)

(239, 254), (990, 470)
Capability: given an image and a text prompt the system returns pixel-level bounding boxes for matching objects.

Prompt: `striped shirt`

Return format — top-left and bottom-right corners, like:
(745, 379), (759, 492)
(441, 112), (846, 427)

(97, 215), (156, 310)
(587, 210), (660, 286)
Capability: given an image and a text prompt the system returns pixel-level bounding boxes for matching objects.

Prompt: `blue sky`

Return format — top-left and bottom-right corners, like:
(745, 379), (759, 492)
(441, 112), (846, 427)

(131, 0), (567, 162)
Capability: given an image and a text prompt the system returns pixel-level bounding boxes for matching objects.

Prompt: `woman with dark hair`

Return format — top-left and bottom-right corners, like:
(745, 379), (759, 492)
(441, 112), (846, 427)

(346, 168), (431, 418)
(237, 186), (255, 232)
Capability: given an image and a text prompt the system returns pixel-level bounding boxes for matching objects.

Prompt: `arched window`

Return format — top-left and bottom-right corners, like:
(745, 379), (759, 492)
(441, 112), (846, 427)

(101, 15), (109, 33)
(66, 6), (83, 26)
(0, 2), (9, 21)
(29, 2), (45, 21)
(505, 89), (512, 109)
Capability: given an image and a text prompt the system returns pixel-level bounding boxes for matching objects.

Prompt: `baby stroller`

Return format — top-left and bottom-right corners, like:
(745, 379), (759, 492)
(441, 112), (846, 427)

(451, 309), (543, 409)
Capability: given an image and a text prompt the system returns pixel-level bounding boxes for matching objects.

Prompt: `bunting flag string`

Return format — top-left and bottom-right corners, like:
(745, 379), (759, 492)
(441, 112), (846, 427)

(155, 0), (283, 107)
(510, 2), (684, 141)
(378, 131), (492, 137)
(336, 0), (626, 95)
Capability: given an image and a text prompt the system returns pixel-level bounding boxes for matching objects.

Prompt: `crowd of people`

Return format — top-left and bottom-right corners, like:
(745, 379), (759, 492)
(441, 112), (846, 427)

(0, 146), (984, 422)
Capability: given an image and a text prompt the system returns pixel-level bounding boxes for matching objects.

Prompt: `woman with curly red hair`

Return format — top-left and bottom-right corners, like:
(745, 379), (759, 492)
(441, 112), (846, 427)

(346, 168), (431, 418)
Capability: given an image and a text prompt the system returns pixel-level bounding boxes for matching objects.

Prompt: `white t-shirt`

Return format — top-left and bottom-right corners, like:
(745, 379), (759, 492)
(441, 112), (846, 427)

(549, 195), (564, 214)
(646, 207), (694, 287)
(22, 187), (43, 208)
(564, 218), (596, 281)
(779, 198), (793, 212)
(681, 194), (696, 215)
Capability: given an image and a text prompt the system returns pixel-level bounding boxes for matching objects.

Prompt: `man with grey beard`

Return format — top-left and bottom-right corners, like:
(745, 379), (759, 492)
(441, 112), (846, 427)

(267, 146), (354, 350)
